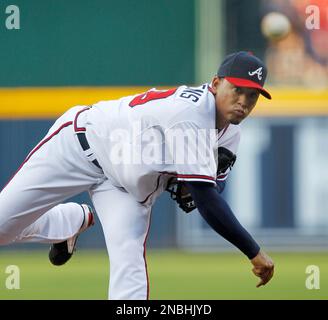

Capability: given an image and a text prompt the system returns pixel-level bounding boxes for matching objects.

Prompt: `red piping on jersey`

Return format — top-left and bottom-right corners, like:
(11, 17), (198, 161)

(217, 173), (228, 180)
(74, 107), (90, 132)
(176, 174), (215, 181)
(158, 171), (216, 182)
(1, 121), (73, 192)
(140, 172), (216, 205)
(143, 210), (152, 300)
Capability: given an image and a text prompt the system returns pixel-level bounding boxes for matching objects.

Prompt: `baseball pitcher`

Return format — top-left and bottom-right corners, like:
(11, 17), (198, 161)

(0, 51), (274, 299)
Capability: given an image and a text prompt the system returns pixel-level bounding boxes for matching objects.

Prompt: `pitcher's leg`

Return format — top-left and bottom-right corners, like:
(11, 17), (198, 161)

(90, 182), (151, 300)
(0, 106), (103, 245)
(15, 203), (85, 243)
(0, 159), (92, 245)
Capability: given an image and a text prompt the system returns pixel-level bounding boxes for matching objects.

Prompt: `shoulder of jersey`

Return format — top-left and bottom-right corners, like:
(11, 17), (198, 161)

(169, 84), (215, 128)
(175, 84), (212, 107)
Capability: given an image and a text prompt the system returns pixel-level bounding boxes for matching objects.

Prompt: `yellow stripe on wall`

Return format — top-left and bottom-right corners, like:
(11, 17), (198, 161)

(255, 87), (328, 117)
(0, 86), (327, 118)
(0, 87), (151, 119)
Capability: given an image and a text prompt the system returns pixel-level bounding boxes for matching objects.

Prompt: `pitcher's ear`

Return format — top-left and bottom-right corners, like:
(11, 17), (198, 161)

(211, 76), (223, 94)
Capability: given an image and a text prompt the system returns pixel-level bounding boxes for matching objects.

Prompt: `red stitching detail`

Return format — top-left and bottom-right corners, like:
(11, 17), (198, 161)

(74, 107), (90, 132)
(1, 121), (73, 192)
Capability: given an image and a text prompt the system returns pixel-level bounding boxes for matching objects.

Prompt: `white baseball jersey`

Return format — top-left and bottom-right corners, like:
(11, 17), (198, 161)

(82, 84), (241, 205)
(0, 83), (241, 300)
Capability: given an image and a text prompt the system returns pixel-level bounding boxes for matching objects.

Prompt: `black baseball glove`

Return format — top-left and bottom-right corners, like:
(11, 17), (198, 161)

(166, 178), (196, 213)
(216, 147), (236, 175)
(166, 147), (236, 213)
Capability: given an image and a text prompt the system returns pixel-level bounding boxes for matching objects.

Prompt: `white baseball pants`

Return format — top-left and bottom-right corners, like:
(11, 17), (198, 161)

(0, 106), (152, 300)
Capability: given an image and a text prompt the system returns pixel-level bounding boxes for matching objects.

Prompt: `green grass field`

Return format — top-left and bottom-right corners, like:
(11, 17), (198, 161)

(0, 250), (327, 300)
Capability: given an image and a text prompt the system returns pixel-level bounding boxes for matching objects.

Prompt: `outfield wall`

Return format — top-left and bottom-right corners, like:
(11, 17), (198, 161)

(0, 0), (194, 87)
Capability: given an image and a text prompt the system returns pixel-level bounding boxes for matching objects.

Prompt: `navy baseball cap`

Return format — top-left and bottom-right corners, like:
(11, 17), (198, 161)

(217, 51), (272, 99)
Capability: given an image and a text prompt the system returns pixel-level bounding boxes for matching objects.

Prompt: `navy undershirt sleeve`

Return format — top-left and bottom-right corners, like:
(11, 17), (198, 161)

(185, 181), (260, 259)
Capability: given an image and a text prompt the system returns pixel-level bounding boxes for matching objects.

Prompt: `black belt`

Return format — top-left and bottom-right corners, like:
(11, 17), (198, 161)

(77, 132), (102, 170)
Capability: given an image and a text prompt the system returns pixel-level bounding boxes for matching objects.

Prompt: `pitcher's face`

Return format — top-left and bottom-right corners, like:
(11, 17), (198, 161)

(211, 77), (260, 126)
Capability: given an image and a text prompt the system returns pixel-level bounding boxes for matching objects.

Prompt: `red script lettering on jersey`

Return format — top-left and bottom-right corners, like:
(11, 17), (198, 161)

(129, 88), (177, 107)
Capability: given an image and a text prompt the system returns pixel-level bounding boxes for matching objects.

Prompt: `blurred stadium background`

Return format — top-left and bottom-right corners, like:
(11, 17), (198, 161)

(0, 0), (327, 299)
